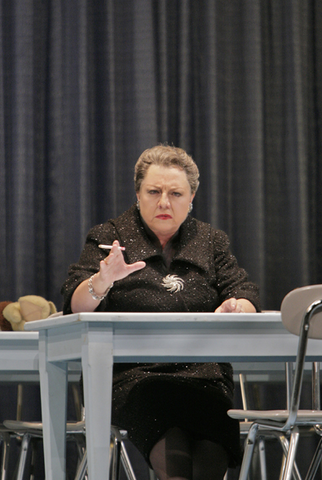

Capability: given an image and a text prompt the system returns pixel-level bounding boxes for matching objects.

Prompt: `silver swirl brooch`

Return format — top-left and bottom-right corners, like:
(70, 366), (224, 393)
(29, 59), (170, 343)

(161, 274), (185, 293)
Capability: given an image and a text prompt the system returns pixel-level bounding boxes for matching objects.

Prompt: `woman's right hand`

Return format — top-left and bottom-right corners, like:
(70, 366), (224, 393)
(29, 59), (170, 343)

(70, 240), (145, 313)
(95, 240), (146, 291)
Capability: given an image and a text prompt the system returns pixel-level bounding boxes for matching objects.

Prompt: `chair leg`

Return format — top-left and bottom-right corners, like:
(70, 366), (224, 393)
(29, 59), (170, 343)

(74, 450), (87, 480)
(276, 433), (302, 480)
(281, 427), (300, 480)
(15, 433), (32, 480)
(258, 438), (267, 480)
(149, 468), (158, 480)
(110, 434), (121, 480)
(304, 436), (322, 480)
(238, 423), (259, 480)
(120, 441), (137, 480)
(74, 436), (138, 480)
(0, 433), (11, 480)
(29, 440), (37, 480)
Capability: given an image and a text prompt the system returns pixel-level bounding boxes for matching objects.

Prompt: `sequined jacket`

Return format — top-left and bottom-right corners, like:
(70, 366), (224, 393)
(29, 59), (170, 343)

(62, 204), (260, 314)
(62, 204), (260, 454)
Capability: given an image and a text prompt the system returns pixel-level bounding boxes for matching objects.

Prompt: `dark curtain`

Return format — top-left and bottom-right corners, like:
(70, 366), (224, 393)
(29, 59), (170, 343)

(1, 1), (322, 309)
(1, 2), (322, 479)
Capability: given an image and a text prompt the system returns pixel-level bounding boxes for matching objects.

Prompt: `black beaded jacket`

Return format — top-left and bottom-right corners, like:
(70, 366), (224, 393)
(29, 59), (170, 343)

(61, 204), (260, 466)
(62, 204), (260, 315)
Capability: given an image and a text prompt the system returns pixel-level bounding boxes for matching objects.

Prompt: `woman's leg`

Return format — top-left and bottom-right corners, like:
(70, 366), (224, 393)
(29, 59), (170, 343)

(149, 427), (228, 480)
(192, 438), (228, 480)
(149, 427), (192, 480)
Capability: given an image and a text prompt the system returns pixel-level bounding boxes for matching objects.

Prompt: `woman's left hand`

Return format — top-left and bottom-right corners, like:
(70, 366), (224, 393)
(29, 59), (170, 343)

(215, 298), (256, 313)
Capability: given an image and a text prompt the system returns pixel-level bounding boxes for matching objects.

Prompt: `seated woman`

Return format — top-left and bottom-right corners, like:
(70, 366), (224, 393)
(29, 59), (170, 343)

(62, 144), (260, 480)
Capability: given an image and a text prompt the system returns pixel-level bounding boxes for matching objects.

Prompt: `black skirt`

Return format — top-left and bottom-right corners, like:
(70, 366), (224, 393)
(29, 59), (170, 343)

(111, 362), (241, 468)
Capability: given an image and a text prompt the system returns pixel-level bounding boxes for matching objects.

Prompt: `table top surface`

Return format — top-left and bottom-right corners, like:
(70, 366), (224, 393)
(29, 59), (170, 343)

(0, 331), (38, 340)
(25, 311), (282, 330)
(24, 311), (319, 364)
(1, 312), (321, 378)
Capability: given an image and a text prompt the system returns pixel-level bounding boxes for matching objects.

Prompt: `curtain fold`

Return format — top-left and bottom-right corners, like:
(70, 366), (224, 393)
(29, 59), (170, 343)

(1, 0), (322, 310)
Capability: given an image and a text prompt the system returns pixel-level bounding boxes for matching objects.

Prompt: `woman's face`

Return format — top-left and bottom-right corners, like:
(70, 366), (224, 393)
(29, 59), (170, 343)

(136, 164), (195, 245)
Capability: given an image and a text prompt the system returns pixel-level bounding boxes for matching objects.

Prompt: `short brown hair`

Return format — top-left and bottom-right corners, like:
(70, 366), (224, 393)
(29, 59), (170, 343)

(134, 145), (200, 193)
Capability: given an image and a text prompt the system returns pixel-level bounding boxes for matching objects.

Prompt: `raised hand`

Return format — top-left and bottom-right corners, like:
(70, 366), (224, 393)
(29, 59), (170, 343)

(98, 240), (146, 285)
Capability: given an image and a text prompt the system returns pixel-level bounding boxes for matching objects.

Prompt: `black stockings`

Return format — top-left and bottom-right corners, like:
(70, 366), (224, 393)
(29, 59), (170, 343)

(149, 427), (228, 480)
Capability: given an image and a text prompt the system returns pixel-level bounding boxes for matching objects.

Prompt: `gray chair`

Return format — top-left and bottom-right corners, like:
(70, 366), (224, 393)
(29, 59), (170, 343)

(73, 422), (158, 480)
(0, 384), (42, 480)
(74, 426), (138, 480)
(2, 380), (85, 480)
(229, 370), (302, 480)
(228, 284), (322, 480)
(3, 419), (86, 480)
(0, 426), (12, 480)
(6, 401), (155, 480)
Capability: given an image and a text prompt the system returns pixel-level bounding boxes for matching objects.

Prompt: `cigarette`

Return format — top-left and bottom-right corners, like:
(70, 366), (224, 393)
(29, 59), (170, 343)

(98, 244), (126, 251)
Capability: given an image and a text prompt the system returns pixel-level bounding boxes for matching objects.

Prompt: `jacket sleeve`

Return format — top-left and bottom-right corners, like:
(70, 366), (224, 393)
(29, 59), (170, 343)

(61, 222), (117, 314)
(212, 229), (261, 311)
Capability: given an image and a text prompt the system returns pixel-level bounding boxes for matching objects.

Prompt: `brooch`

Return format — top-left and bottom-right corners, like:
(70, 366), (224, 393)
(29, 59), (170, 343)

(161, 274), (184, 293)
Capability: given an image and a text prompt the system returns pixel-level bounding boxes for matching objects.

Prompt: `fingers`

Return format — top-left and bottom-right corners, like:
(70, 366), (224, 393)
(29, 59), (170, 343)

(215, 298), (244, 313)
(126, 261), (146, 274)
(102, 240), (122, 266)
(98, 240), (146, 283)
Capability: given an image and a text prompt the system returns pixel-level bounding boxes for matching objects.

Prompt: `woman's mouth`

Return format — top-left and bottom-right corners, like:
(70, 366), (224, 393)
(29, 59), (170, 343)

(156, 214), (172, 219)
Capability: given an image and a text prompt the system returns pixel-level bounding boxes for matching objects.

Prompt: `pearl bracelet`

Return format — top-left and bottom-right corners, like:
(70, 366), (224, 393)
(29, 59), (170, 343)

(88, 274), (114, 301)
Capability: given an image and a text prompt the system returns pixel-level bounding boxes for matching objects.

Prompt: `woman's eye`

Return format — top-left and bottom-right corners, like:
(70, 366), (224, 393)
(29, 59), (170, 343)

(172, 192), (182, 197)
(148, 190), (159, 195)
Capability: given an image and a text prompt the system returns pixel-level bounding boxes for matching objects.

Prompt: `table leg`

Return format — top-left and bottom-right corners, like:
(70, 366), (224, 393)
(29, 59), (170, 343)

(38, 333), (68, 480)
(82, 327), (113, 480)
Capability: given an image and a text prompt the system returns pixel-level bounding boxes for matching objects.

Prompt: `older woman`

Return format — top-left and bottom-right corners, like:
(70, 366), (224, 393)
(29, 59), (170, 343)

(62, 145), (260, 480)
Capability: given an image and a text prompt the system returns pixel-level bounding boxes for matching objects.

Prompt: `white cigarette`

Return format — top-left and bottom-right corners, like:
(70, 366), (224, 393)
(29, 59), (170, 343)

(98, 244), (126, 251)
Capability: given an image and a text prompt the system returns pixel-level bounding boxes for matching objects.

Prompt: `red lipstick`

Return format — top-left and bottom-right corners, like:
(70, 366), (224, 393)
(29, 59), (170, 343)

(156, 214), (172, 219)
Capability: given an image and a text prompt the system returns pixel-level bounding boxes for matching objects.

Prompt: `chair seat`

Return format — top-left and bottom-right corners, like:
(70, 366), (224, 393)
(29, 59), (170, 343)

(232, 286), (322, 480)
(3, 419), (85, 435)
(229, 408), (322, 423)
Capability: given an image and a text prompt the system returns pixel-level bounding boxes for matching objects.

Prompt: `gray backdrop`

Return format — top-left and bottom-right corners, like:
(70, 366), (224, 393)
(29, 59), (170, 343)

(1, 0), (322, 310)
(1, 2), (322, 478)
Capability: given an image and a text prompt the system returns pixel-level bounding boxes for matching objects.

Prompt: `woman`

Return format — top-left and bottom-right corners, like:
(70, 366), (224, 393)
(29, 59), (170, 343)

(62, 145), (260, 480)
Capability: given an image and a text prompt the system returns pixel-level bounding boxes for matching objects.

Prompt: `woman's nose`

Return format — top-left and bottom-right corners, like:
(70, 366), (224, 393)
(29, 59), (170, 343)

(158, 193), (170, 208)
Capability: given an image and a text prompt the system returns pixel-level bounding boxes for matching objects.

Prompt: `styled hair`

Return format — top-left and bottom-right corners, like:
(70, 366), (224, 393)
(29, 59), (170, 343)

(134, 145), (200, 193)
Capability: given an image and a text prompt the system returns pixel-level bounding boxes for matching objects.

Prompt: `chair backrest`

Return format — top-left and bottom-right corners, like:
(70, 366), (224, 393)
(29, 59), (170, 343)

(281, 284), (322, 338)
(280, 285), (322, 425)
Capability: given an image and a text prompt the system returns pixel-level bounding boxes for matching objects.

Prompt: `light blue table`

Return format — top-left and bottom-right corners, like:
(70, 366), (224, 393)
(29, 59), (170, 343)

(0, 331), (39, 378)
(25, 311), (322, 480)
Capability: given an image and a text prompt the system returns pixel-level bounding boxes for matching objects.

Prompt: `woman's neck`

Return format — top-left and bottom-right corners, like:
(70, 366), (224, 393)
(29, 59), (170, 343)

(138, 213), (177, 249)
